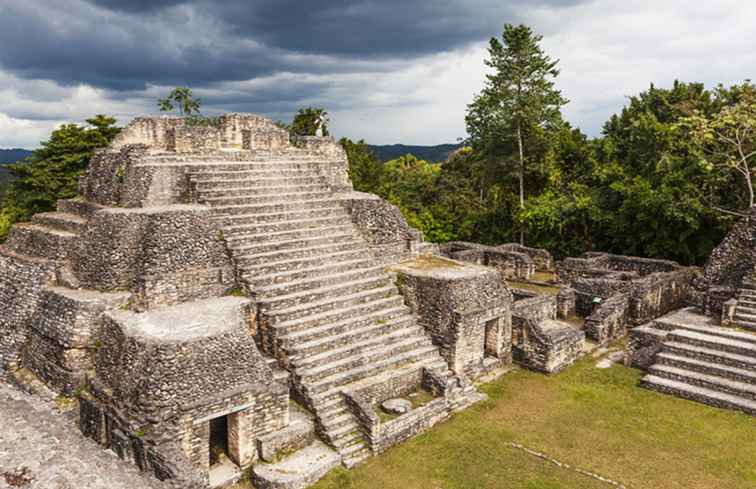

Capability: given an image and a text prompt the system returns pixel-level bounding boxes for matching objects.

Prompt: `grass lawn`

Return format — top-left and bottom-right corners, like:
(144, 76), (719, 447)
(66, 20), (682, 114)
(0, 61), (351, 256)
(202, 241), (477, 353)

(312, 353), (756, 489)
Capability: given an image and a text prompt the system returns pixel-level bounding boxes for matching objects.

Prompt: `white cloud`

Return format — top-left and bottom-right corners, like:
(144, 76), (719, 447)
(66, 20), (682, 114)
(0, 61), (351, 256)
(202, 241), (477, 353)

(1, 0), (755, 147)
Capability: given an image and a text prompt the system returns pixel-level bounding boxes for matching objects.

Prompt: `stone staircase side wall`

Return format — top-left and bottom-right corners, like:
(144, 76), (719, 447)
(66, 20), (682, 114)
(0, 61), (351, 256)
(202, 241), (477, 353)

(70, 206), (235, 309)
(0, 251), (57, 376)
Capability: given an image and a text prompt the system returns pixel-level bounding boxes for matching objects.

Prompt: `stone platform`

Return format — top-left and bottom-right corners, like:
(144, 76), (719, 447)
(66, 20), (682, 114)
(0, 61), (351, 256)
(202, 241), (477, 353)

(0, 383), (165, 489)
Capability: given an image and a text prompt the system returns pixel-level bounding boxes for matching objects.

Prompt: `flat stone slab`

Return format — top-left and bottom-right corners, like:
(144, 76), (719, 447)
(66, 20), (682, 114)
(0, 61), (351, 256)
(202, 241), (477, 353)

(381, 398), (412, 415)
(391, 255), (493, 280)
(0, 383), (166, 489)
(251, 441), (340, 489)
(107, 296), (251, 342)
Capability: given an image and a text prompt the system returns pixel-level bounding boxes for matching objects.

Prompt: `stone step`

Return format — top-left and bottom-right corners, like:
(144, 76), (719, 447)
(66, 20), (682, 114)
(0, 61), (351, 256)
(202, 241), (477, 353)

(226, 224), (356, 246)
(311, 358), (448, 409)
(297, 336), (433, 383)
(733, 320), (756, 332)
(259, 275), (391, 312)
(656, 352), (756, 385)
(199, 191), (333, 207)
(662, 342), (756, 372)
(236, 248), (368, 275)
(648, 364), (756, 401)
(4, 223), (76, 261)
(338, 438), (368, 457)
(660, 324), (756, 346)
(275, 296), (408, 337)
(194, 177), (323, 190)
(737, 297), (756, 308)
(31, 212), (87, 235)
(189, 168), (326, 179)
(56, 199), (103, 219)
(290, 318), (420, 368)
(342, 446), (371, 469)
(233, 239), (365, 265)
(212, 207), (349, 226)
(211, 198), (342, 215)
(250, 441), (341, 489)
(319, 411), (356, 433)
(230, 231), (360, 256)
(256, 265), (384, 299)
(667, 330), (756, 359)
(735, 304), (756, 315)
(179, 158), (342, 169)
(640, 374), (756, 416)
(306, 345), (441, 396)
(222, 215), (353, 235)
(329, 430), (363, 450)
(324, 420), (360, 441)
(266, 285), (400, 323)
(244, 258), (376, 289)
(197, 183), (330, 196)
(734, 312), (756, 327)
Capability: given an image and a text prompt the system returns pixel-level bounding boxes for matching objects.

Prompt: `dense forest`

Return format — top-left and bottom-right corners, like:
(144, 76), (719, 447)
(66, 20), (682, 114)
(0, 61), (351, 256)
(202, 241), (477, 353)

(1, 25), (754, 267)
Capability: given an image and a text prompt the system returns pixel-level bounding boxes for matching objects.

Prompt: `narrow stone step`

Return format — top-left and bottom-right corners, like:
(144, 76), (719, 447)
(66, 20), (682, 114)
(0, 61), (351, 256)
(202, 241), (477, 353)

(200, 191), (333, 207)
(736, 305), (756, 315)
(664, 324), (756, 346)
(735, 311), (756, 323)
(667, 329), (756, 359)
(226, 224), (356, 246)
(4, 223), (76, 261)
(342, 446), (371, 469)
(641, 374), (756, 416)
(297, 336), (432, 383)
(244, 258), (376, 289)
(306, 345), (441, 396)
(230, 232), (360, 257)
(194, 177), (321, 190)
(266, 285), (399, 323)
(733, 320), (756, 332)
(648, 364), (756, 400)
(56, 199), (103, 218)
(325, 420), (360, 440)
(31, 212), (87, 235)
(233, 239), (365, 265)
(237, 248), (368, 275)
(319, 411), (356, 432)
(222, 215), (353, 235)
(256, 265), (384, 298)
(211, 198), (342, 215)
(212, 207), (349, 226)
(275, 297), (408, 337)
(259, 275), (391, 312)
(656, 352), (756, 385)
(663, 341), (756, 371)
(291, 319), (420, 368)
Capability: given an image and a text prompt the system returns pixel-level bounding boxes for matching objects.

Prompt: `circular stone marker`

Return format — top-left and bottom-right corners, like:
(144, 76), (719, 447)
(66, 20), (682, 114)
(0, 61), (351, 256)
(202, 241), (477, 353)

(381, 398), (412, 415)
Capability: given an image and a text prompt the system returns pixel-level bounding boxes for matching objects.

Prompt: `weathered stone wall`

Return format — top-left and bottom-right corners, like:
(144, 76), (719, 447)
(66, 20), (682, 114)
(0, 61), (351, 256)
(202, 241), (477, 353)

(584, 293), (630, 345)
(510, 317), (585, 374)
(393, 257), (513, 378)
(512, 294), (557, 324)
(70, 205), (234, 310)
(92, 299), (273, 425)
(498, 243), (553, 270)
(0, 249), (57, 376)
(440, 241), (535, 279)
(22, 287), (130, 393)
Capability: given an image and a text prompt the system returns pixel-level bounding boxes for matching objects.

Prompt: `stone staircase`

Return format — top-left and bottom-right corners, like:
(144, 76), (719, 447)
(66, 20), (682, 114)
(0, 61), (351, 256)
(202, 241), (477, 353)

(187, 154), (459, 467)
(734, 277), (756, 331)
(638, 309), (756, 416)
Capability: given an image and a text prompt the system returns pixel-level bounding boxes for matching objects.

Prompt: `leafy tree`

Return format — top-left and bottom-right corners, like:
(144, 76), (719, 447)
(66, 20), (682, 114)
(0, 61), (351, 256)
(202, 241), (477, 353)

(466, 24), (567, 244)
(289, 107), (329, 137)
(158, 87), (201, 116)
(340, 138), (383, 192)
(0, 115), (120, 240)
(678, 82), (756, 214)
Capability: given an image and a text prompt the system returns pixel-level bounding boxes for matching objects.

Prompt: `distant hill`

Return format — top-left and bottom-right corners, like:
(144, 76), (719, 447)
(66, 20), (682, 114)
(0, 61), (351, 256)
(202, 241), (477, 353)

(0, 148), (33, 164)
(367, 143), (462, 163)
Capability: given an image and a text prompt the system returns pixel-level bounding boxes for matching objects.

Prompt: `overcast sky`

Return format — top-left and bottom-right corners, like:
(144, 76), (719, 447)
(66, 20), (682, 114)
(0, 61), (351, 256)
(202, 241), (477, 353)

(0, 0), (754, 148)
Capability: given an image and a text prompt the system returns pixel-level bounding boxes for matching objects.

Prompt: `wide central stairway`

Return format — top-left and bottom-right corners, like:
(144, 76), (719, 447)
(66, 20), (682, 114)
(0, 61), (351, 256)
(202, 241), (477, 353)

(638, 308), (756, 415)
(182, 153), (459, 467)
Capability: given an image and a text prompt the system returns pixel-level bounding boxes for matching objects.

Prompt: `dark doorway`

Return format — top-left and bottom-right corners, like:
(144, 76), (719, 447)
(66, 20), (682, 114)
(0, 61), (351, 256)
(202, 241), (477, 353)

(484, 318), (500, 358)
(209, 416), (229, 467)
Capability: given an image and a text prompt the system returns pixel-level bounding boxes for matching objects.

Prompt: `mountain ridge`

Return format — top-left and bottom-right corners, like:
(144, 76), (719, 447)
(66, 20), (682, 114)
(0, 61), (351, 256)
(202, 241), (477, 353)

(367, 143), (462, 162)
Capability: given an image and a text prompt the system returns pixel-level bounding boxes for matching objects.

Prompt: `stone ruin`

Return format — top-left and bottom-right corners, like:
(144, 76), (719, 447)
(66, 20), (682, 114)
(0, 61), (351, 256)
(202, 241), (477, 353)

(1, 113), (754, 489)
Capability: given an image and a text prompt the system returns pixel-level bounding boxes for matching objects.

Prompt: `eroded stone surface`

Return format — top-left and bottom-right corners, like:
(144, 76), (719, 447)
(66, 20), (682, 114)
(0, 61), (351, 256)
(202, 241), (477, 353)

(0, 383), (165, 489)
(381, 398), (412, 415)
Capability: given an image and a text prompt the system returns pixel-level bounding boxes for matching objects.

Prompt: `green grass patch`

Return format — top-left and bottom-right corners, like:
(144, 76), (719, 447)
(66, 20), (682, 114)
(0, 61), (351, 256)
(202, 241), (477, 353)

(509, 281), (561, 296)
(312, 355), (756, 489)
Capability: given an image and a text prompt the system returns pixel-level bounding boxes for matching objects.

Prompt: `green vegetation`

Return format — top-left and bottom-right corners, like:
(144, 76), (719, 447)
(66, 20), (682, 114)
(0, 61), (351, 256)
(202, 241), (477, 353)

(312, 354), (756, 489)
(158, 87), (201, 116)
(339, 25), (755, 265)
(289, 107), (330, 137)
(0, 115), (120, 240)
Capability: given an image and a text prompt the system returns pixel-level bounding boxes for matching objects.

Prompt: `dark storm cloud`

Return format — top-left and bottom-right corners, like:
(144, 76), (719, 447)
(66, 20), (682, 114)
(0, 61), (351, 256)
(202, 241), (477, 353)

(0, 0), (585, 92)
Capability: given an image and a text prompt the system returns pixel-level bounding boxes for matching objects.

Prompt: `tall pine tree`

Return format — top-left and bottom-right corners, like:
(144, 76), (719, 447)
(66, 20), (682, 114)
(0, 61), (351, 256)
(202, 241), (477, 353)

(466, 24), (567, 244)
